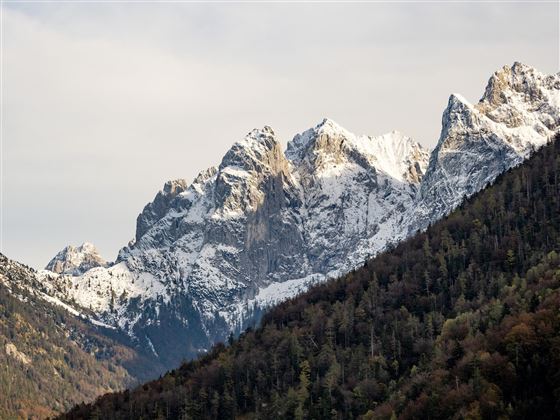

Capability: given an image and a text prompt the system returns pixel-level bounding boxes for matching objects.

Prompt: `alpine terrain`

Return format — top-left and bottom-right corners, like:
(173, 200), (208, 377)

(0, 253), (163, 418)
(36, 62), (559, 371)
(62, 111), (560, 420)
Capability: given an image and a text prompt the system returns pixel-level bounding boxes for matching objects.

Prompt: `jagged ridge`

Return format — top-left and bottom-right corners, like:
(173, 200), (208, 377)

(39, 62), (560, 371)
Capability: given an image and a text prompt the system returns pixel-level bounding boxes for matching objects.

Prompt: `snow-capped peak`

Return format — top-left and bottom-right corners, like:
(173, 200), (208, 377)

(285, 118), (351, 164)
(213, 126), (293, 220)
(232, 126), (276, 151)
(447, 93), (472, 108)
(45, 242), (107, 276)
(36, 63), (560, 372)
(315, 117), (353, 137)
(219, 126), (283, 174)
(358, 131), (429, 183)
(480, 61), (558, 108)
(434, 62), (560, 159)
(286, 118), (428, 183)
(415, 62), (560, 235)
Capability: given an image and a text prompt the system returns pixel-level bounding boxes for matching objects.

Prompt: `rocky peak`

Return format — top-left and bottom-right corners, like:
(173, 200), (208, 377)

(440, 94), (477, 133)
(219, 126), (284, 173)
(287, 119), (428, 184)
(135, 178), (189, 242)
(315, 118), (352, 136)
(162, 179), (188, 195)
(35, 62), (560, 372)
(285, 118), (353, 167)
(480, 62), (554, 106)
(433, 94), (479, 155)
(45, 242), (107, 276)
(193, 167), (218, 185)
(416, 63), (560, 235)
(215, 126), (293, 218)
(477, 62), (560, 132)
(433, 63), (560, 160)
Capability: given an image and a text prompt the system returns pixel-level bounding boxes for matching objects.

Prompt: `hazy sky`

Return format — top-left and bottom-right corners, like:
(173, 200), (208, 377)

(2, 1), (558, 268)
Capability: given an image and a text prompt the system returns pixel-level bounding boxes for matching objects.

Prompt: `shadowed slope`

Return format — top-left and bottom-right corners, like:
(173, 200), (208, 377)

(61, 136), (560, 419)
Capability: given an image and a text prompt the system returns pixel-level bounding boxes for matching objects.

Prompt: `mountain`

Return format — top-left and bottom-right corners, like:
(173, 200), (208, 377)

(60, 126), (560, 420)
(0, 254), (163, 419)
(40, 62), (560, 371)
(45, 242), (108, 275)
(39, 122), (430, 368)
(412, 62), (560, 232)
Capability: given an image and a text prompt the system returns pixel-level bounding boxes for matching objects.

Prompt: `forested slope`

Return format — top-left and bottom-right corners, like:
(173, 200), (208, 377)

(62, 135), (560, 419)
(0, 256), (163, 419)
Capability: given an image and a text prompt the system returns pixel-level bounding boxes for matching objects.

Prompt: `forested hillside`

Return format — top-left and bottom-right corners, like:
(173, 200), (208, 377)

(62, 135), (560, 419)
(0, 256), (163, 419)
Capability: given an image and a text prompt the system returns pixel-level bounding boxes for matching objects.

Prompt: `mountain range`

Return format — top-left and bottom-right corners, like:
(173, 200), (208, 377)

(33, 62), (560, 371)
(1, 62), (559, 418)
(60, 102), (560, 420)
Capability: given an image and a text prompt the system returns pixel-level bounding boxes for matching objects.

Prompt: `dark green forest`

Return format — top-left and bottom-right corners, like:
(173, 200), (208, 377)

(62, 136), (560, 419)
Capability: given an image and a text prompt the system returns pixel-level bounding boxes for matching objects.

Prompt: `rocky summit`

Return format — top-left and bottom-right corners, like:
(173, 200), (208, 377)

(413, 62), (560, 232)
(45, 242), (108, 276)
(38, 63), (560, 371)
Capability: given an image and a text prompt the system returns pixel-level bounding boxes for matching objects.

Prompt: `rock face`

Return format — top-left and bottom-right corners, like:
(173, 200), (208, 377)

(40, 122), (430, 367)
(45, 242), (107, 275)
(40, 62), (560, 370)
(413, 62), (560, 232)
(285, 121), (429, 276)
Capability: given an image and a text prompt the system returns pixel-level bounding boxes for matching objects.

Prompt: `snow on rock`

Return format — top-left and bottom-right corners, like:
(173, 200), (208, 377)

(0, 253), (114, 332)
(37, 63), (560, 369)
(39, 120), (427, 365)
(45, 242), (107, 275)
(412, 62), (560, 233)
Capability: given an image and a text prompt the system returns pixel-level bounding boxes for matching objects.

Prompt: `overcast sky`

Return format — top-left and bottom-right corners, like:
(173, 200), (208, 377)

(2, 1), (558, 268)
